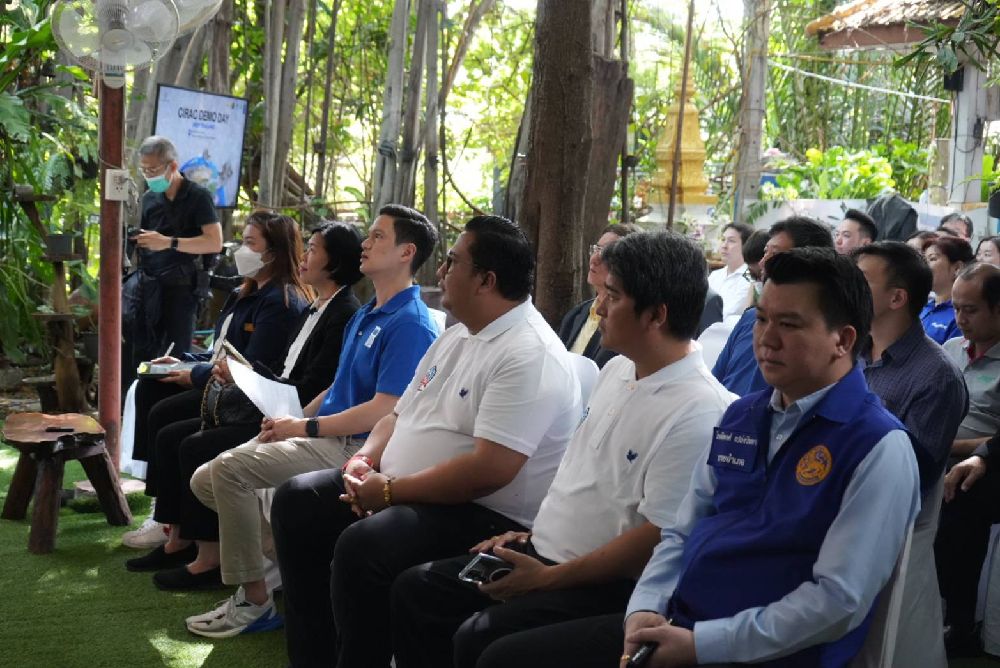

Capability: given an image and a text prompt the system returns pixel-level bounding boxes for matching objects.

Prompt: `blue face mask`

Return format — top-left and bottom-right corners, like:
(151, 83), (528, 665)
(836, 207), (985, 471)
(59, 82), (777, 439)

(145, 167), (171, 193)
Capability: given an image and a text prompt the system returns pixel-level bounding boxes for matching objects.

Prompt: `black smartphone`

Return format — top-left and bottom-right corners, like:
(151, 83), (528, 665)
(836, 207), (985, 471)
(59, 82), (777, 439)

(626, 642), (657, 668)
(457, 552), (514, 585)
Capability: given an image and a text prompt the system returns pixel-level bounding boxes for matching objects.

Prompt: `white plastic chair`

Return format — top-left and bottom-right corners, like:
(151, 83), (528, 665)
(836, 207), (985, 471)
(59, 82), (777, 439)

(848, 524), (915, 667)
(567, 353), (599, 413)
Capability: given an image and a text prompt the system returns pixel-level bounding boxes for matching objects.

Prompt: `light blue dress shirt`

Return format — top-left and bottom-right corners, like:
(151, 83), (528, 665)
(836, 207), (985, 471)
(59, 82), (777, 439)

(626, 382), (921, 664)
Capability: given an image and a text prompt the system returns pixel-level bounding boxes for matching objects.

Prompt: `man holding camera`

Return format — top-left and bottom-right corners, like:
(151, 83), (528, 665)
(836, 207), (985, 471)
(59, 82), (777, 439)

(390, 232), (735, 668)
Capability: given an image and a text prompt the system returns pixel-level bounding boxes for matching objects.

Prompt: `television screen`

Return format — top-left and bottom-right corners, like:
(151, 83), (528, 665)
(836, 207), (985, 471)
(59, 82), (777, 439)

(152, 84), (249, 209)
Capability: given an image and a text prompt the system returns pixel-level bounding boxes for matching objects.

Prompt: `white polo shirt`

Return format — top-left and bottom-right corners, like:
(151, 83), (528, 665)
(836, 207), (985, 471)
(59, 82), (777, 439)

(708, 264), (751, 324)
(380, 299), (581, 528)
(530, 348), (736, 564)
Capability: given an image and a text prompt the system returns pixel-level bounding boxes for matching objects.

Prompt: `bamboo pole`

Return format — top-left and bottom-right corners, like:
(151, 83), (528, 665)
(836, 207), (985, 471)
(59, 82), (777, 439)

(667, 0), (695, 230)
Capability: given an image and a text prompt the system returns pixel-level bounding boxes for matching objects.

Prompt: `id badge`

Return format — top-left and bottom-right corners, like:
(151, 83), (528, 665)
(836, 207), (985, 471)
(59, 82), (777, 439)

(708, 428), (759, 473)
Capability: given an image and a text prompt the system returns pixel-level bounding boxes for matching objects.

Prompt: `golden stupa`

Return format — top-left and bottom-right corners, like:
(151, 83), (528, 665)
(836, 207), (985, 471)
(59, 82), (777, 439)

(650, 78), (717, 206)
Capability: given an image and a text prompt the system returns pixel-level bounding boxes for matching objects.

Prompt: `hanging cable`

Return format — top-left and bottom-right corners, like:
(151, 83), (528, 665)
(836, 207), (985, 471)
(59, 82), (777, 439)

(769, 60), (950, 104)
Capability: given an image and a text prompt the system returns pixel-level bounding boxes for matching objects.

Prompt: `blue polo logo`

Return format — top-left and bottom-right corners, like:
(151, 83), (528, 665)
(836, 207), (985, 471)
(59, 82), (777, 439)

(417, 365), (437, 391)
(626, 449), (638, 462)
(364, 325), (382, 348)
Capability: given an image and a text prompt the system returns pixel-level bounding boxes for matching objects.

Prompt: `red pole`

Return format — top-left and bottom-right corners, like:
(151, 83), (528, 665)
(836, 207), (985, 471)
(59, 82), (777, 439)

(98, 79), (123, 467)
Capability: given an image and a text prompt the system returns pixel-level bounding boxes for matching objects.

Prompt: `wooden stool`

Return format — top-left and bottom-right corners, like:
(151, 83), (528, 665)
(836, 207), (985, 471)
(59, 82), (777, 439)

(1, 413), (133, 554)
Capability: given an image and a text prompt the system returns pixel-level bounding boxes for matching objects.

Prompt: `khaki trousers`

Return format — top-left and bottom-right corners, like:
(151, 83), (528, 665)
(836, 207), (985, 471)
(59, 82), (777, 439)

(190, 435), (359, 584)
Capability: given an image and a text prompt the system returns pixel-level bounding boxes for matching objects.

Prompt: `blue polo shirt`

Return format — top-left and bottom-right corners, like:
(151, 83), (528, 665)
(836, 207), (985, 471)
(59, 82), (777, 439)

(919, 297), (959, 345)
(712, 308), (767, 397)
(317, 285), (437, 430)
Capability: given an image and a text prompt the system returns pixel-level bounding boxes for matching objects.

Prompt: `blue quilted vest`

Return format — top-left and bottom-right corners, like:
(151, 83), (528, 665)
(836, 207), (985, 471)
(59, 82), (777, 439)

(667, 365), (905, 667)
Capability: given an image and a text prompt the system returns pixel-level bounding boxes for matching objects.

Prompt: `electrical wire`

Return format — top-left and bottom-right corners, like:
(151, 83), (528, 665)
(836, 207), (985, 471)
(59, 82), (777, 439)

(768, 60), (950, 104)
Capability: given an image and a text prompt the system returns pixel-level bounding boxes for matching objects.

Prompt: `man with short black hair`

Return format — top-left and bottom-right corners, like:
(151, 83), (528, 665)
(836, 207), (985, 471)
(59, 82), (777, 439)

(712, 216), (834, 395)
(389, 232), (735, 668)
(943, 264), (1000, 458)
(184, 204), (439, 638)
(835, 209), (877, 254)
(939, 212), (974, 240)
(470, 249), (920, 668)
(708, 222), (753, 323)
(853, 241), (967, 666)
(270, 215), (582, 668)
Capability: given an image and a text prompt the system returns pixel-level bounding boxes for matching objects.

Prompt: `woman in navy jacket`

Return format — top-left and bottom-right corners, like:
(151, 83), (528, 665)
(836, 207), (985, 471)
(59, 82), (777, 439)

(130, 211), (310, 490)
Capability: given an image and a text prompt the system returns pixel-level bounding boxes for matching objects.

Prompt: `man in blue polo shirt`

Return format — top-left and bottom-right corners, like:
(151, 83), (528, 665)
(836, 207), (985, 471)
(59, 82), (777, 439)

(712, 216), (833, 396)
(185, 205), (439, 638)
(467, 249), (920, 668)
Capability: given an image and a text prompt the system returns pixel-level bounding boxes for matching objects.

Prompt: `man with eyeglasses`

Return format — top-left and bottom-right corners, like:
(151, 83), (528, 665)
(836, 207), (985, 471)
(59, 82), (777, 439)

(558, 224), (641, 368)
(269, 215), (583, 668)
(124, 135), (223, 389)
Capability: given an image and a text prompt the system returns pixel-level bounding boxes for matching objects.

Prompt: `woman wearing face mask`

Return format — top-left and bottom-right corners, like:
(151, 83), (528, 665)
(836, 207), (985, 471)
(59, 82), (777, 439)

(124, 222), (366, 588)
(125, 135), (223, 391)
(123, 210), (310, 549)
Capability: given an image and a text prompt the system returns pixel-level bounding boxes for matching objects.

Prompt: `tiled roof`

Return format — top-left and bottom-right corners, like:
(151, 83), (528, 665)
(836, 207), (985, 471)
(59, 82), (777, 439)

(806, 0), (965, 37)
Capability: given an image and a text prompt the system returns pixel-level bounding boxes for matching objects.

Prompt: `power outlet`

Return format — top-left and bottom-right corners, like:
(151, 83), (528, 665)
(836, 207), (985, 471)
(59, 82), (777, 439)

(105, 169), (131, 201)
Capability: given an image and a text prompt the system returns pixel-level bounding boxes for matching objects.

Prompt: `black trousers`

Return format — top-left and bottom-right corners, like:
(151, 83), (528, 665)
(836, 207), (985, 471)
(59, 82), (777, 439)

(475, 613), (625, 668)
(936, 464), (1000, 631)
(270, 468), (526, 668)
(123, 282), (197, 391)
(152, 418), (260, 542)
(136, 385), (202, 490)
(391, 551), (634, 668)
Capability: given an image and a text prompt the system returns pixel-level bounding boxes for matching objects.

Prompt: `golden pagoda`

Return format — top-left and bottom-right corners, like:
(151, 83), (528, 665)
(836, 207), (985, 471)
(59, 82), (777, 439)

(650, 78), (717, 206)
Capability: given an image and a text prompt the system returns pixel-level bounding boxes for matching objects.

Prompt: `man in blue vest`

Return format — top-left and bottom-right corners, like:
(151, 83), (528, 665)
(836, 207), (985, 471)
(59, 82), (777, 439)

(464, 249), (921, 668)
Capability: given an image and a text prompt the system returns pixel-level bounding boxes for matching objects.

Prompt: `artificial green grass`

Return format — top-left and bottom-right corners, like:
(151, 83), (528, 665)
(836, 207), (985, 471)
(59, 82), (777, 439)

(0, 444), (287, 668)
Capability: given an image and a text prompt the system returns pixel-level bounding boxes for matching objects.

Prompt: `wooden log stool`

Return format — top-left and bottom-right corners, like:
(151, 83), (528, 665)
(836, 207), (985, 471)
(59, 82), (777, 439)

(1, 413), (133, 554)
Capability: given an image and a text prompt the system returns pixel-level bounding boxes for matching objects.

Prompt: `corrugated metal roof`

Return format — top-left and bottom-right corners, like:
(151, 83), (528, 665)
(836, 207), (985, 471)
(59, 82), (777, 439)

(806, 0), (965, 37)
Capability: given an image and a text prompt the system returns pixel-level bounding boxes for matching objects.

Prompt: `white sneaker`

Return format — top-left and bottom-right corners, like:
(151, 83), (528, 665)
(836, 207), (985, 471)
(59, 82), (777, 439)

(186, 588), (283, 638)
(122, 512), (168, 549)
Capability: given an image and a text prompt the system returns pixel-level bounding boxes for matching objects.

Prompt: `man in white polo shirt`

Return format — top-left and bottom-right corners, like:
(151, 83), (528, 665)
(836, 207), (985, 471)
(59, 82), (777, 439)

(390, 231), (736, 668)
(269, 215), (581, 668)
(707, 222), (753, 325)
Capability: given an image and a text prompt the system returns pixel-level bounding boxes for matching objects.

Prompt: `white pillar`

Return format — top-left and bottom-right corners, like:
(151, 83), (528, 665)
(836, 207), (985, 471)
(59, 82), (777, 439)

(948, 57), (987, 206)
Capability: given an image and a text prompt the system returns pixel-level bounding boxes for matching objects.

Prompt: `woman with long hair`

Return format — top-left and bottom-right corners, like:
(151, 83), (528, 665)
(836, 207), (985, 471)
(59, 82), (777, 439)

(124, 210), (310, 547)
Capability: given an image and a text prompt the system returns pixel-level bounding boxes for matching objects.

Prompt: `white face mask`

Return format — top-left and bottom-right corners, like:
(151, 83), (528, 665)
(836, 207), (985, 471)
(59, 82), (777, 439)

(233, 244), (268, 277)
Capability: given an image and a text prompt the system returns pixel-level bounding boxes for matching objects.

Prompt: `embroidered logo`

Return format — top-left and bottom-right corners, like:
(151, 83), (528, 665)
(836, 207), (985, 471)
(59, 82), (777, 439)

(417, 365), (437, 391)
(364, 325), (382, 348)
(626, 449), (638, 463)
(796, 445), (833, 486)
(459, 388), (469, 398)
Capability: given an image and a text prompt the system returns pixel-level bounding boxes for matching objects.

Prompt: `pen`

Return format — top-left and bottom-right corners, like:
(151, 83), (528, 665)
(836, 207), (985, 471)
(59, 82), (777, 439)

(163, 342), (175, 358)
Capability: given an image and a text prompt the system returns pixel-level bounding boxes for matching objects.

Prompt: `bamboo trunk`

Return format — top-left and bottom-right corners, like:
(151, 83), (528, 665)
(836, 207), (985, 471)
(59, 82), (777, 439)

(372, 0), (410, 213)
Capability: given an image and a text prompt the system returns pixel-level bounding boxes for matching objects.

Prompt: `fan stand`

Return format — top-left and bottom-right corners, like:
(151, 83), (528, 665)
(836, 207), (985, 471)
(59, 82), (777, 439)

(97, 75), (124, 466)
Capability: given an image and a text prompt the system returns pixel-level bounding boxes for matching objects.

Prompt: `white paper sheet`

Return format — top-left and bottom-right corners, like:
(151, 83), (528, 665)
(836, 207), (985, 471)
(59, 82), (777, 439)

(228, 360), (304, 419)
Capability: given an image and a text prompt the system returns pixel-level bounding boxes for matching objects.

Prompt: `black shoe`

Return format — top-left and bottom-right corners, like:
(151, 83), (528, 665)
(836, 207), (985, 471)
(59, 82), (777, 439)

(945, 622), (983, 658)
(125, 544), (198, 572)
(153, 565), (224, 591)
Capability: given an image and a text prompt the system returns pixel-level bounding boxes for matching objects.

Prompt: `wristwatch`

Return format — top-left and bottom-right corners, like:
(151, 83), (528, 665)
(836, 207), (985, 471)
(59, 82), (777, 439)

(305, 418), (319, 437)
(170, 237), (179, 250)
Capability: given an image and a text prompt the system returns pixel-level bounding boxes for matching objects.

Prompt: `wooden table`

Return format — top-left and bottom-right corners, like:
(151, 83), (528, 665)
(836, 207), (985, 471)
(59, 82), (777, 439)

(1, 413), (132, 554)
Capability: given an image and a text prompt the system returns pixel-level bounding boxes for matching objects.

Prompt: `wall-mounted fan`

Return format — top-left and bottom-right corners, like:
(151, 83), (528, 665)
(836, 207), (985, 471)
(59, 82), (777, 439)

(51, 0), (179, 85)
(175, 0), (222, 35)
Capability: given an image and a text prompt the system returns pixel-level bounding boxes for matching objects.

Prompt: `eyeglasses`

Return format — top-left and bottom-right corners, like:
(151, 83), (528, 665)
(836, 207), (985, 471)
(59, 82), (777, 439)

(444, 252), (479, 274)
(589, 244), (604, 256)
(140, 162), (170, 178)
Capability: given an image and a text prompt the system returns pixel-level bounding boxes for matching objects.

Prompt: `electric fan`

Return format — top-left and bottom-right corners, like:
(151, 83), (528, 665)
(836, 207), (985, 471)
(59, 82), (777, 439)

(51, 0), (180, 83)
(175, 0), (223, 35)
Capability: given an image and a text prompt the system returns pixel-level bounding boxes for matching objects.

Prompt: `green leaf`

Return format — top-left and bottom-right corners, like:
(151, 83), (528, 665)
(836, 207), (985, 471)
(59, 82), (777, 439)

(0, 93), (32, 142)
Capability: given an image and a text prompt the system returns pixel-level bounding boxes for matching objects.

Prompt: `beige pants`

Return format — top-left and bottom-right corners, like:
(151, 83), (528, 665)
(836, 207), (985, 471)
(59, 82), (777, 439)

(191, 435), (359, 585)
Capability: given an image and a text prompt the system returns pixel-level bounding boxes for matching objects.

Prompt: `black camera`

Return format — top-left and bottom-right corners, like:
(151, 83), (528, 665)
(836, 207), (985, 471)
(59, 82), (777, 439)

(458, 552), (514, 585)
